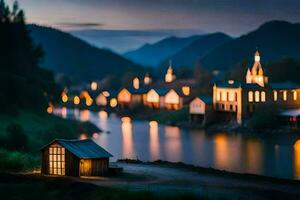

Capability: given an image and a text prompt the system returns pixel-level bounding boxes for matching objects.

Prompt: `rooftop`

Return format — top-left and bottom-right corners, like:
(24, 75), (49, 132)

(43, 138), (113, 159)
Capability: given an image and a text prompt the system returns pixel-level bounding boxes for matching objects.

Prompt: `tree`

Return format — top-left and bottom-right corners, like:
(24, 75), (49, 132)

(0, 0), (59, 114)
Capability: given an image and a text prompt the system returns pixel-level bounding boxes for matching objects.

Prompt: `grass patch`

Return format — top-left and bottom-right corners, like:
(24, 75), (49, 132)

(0, 111), (100, 171)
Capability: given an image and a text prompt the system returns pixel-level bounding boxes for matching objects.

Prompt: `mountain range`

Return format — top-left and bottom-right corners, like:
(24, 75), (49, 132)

(27, 25), (144, 83)
(124, 20), (300, 72)
(124, 35), (202, 67)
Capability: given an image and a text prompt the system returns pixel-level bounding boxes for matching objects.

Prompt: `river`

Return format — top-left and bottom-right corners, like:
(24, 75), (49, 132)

(54, 108), (300, 180)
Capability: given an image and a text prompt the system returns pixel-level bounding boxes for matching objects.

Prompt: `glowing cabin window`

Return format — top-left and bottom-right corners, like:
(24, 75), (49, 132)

(49, 145), (65, 175)
(248, 91), (253, 102)
(273, 90), (278, 101)
(221, 91), (227, 101)
(293, 91), (297, 101)
(261, 91), (266, 102)
(283, 90), (287, 101)
(255, 91), (260, 102)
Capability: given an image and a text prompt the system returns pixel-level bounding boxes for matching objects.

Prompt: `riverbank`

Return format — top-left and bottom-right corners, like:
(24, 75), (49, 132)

(0, 111), (101, 172)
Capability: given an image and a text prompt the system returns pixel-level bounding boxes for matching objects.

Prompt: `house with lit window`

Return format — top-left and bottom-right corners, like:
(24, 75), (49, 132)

(164, 88), (193, 110)
(213, 50), (300, 124)
(117, 88), (148, 108)
(189, 96), (213, 125)
(41, 139), (113, 177)
(145, 88), (169, 108)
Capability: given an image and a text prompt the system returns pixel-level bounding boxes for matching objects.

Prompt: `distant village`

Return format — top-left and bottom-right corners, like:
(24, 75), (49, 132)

(54, 51), (300, 128)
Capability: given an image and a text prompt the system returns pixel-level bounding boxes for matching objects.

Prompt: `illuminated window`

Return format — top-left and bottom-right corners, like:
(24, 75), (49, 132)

(283, 90), (287, 101)
(228, 91), (235, 102)
(248, 91), (253, 102)
(182, 86), (190, 96)
(261, 91), (266, 102)
(49, 145), (65, 175)
(221, 91), (227, 101)
(273, 90), (278, 101)
(255, 91), (260, 102)
(217, 91), (221, 101)
(293, 91), (297, 101)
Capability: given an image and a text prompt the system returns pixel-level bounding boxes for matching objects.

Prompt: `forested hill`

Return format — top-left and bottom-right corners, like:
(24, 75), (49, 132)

(27, 24), (145, 83)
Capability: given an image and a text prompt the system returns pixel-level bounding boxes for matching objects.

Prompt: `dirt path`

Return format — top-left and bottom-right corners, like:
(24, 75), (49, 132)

(75, 162), (300, 199)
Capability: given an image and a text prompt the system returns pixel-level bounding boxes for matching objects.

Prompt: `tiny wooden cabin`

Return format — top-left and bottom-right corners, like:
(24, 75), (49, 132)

(41, 139), (113, 177)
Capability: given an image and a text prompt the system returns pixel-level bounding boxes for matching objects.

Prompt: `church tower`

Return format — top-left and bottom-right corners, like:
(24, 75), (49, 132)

(165, 61), (176, 83)
(245, 50), (268, 87)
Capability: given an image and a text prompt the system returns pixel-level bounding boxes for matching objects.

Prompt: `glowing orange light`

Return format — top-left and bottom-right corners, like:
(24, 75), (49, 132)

(62, 93), (68, 103)
(182, 86), (190, 96)
(102, 91), (110, 97)
(133, 77), (140, 89)
(144, 74), (151, 85)
(74, 96), (80, 105)
(110, 98), (118, 108)
(91, 82), (98, 91)
(79, 133), (88, 140)
(86, 98), (93, 106)
(47, 106), (53, 114)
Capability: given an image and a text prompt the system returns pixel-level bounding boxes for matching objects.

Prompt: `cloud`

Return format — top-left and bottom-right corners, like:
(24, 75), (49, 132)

(54, 22), (104, 28)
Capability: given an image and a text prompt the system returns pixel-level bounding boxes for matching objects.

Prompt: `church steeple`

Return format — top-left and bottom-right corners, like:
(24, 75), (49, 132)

(165, 60), (176, 83)
(246, 50), (268, 87)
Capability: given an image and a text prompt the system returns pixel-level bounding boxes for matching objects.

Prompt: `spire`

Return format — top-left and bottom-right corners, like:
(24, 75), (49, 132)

(255, 49), (260, 62)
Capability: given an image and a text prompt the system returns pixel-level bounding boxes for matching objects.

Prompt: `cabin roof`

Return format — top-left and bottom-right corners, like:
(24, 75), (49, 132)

(268, 82), (300, 90)
(43, 139), (113, 159)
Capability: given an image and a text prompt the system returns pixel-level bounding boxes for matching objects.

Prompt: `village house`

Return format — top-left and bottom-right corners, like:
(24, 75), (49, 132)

(41, 138), (113, 177)
(189, 96), (213, 125)
(145, 88), (168, 108)
(117, 88), (148, 108)
(212, 50), (300, 124)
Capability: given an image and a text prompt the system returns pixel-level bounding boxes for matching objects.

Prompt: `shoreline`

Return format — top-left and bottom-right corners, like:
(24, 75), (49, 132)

(117, 159), (300, 184)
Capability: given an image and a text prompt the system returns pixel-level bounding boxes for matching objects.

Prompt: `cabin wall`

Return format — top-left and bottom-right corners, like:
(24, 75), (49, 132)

(65, 150), (79, 176)
(91, 158), (109, 176)
(41, 149), (49, 174)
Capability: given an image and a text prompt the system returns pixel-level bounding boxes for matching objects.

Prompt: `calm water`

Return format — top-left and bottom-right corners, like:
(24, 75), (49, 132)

(54, 108), (300, 180)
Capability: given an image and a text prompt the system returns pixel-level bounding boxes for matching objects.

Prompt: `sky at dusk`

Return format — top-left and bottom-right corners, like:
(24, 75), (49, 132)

(8, 0), (300, 52)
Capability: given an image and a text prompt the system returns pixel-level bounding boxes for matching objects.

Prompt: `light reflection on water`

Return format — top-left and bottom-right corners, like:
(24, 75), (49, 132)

(54, 108), (300, 180)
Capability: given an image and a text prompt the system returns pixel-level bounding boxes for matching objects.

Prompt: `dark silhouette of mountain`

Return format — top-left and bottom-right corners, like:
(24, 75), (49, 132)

(27, 24), (144, 82)
(160, 33), (233, 68)
(124, 35), (202, 67)
(199, 21), (300, 71)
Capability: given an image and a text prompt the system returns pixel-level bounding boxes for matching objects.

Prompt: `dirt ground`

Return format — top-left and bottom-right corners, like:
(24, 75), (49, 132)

(75, 162), (300, 199)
